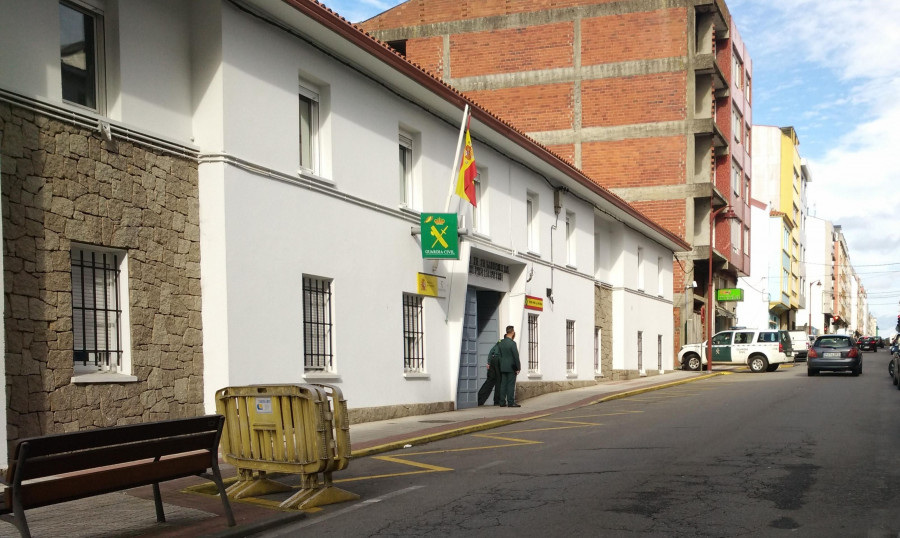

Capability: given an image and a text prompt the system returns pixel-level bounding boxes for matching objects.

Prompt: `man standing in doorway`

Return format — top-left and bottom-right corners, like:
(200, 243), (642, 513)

(497, 325), (521, 407)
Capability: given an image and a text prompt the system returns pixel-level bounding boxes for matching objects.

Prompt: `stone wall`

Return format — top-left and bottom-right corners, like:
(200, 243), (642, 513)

(0, 102), (203, 443)
(595, 284), (613, 377)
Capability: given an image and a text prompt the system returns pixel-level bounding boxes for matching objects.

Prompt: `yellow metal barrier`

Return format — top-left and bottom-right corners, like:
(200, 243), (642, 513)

(215, 384), (358, 509)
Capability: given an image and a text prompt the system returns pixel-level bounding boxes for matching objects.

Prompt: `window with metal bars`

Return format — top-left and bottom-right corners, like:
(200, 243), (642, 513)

(402, 293), (424, 372)
(658, 334), (663, 371)
(566, 320), (575, 373)
(303, 276), (333, 371)
(527, 313), (539, 372)
(637, 331), (644, 371)
(71, 246), (123, 373)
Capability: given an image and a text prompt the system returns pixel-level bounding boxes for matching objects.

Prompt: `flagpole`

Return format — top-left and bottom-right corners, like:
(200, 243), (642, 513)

(445, 104), (470, 212)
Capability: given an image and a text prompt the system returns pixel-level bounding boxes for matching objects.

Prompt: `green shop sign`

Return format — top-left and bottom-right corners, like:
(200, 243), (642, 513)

(420, 213), (459, 259)
(716, 288), (744, 302)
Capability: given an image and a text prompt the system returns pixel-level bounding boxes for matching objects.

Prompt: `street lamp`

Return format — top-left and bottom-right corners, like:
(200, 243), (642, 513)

(706, 204), (737, 372)
(808, 280), (821, 335)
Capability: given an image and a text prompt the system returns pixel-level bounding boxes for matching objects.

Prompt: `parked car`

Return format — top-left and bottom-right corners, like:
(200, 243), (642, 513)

(807, 334), (862, 376)
(679, 329), (793, 373)
(788, 330), (810, 360)
(878, 336), (885, 349)
(859, 336), (878, 352)
(890, 340), (900, 385)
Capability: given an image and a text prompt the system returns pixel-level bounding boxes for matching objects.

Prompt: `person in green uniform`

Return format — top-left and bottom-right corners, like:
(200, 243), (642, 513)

(496, 325), (521, 407)
(477, 341), (501, 406)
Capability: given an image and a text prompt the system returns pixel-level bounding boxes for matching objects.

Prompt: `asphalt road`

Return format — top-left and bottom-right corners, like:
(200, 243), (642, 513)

(260, 348), (900, 537)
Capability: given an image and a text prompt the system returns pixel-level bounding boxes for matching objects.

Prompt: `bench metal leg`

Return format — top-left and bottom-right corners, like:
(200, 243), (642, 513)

(7, 488), (32, 538)
(206, 463), (236, 527)
(152, 482), (166, 523)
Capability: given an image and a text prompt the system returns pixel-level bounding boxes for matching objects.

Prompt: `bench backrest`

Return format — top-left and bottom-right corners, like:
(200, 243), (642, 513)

(7, 415), (224, 482)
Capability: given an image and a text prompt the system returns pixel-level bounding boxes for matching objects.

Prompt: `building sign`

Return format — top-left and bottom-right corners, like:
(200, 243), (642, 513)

(716, 288), (744, 302)
(420, 213), (459, 259)
(469, 256), (509, 282)
(416, 272), (447, 298)
(524, 295), (544, 311)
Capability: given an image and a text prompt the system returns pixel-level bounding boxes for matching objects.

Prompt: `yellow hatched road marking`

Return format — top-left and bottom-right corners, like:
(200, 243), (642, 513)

(343, 375), (732, 481)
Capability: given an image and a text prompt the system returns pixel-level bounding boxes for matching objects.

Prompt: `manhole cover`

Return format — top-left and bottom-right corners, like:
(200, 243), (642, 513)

(419, 420), (455, 424)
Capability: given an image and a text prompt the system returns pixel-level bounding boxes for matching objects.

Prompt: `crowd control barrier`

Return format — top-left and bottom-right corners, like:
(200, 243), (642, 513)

(215, 384), (358, 510)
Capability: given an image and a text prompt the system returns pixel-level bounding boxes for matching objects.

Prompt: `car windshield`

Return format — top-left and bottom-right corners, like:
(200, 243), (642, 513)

(816, 337), (851, 349)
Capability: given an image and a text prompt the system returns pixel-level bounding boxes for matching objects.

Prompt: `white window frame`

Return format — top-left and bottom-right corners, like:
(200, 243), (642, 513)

(732, 109), (742, 144)
(637, 331), (644, 374)
(732, 162), (742, 198)
(71, 244), (132, 380)
(566, 320), (576, 375)
(59, 0), (106, 113)
(657, 334), (664, 372)
(299, 83), (320, 175)
(565, 211), (576, 267)
(732, 51), (743, 89)
(526, 192), (538, 253)
(402, 293), (425, 373)
(657, 256), (664, 296)
(399, 132), (413, 207)
(303, 275), (334, 372)
(527, 313), (540, 374)
(472, 168), (487, 234)
(637, 246), (645, 291)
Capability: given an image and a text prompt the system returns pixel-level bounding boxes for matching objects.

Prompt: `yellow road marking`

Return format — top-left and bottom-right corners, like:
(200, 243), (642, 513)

(344, 373), (734, 481)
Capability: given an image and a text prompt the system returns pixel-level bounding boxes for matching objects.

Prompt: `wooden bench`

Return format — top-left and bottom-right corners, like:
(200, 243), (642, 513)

(0, 415), (236, 537)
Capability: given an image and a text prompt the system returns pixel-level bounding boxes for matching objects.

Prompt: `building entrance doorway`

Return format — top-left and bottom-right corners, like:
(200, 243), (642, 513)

(457, 288), (500, 409)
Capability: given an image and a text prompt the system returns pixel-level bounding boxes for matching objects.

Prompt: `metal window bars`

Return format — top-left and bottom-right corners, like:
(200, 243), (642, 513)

(71, 248), (122, 371)
(303, 276), (333, 371)
(402, 293), (424, 372)
(566, 320), (575, 372)
(637, 331), (644, 372)
(528, 313), (539, 372)
(658, 334), (663, 371)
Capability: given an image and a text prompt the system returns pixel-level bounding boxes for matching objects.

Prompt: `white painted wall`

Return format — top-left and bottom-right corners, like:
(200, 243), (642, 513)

(195, 2), (678, 411)
(0, 0), (61, 101)
(115, 1), (193, 139)
(0, 0), (681, 416)
(737, 202), (772, 328)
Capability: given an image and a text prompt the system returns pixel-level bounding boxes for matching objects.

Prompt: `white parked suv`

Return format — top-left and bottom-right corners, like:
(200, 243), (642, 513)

(679, 328), (794, 373)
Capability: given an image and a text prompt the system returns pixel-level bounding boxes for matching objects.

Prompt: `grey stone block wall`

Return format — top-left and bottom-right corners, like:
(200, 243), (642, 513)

(0, 102), (203, 444)
(595, 284), (613, 377)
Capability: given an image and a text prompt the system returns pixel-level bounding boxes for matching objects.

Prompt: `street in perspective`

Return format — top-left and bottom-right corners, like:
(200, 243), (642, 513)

(254, 349), (900, 537)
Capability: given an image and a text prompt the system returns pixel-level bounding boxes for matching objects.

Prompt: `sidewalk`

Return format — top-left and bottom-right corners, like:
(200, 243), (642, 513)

(1, 368), (735, 538)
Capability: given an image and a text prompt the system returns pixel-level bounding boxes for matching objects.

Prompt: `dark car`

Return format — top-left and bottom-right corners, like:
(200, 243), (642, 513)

(859, 336), (878, 352)
(808, 334), (862, 376)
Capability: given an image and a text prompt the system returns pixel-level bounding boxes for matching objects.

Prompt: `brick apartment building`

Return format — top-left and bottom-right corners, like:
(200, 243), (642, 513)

(363, 0), (752, 355)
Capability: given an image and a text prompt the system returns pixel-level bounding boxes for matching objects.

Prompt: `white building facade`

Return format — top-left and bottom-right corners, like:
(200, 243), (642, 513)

(0, 0), (688, 456)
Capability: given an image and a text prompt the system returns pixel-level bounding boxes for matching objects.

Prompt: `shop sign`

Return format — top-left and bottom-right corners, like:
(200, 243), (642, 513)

(716, 288), (744, 302)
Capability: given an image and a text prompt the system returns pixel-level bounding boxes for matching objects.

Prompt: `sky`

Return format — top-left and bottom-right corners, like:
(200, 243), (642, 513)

(323, 0), (900, 333)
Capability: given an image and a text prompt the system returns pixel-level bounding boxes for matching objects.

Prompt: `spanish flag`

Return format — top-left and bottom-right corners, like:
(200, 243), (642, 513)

(455, 122), (477, 207)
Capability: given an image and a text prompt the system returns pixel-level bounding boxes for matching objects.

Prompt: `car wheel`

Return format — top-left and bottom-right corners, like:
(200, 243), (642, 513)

(891, 360), (897, 382)
(766, 364), (779, 372)
(853, 366), (861, 377)
(684, 354), (701, 371)
(807, 368), (816, 376)
(748, 355), (769, 373)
